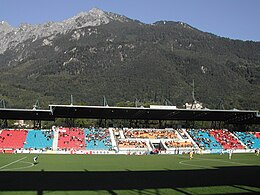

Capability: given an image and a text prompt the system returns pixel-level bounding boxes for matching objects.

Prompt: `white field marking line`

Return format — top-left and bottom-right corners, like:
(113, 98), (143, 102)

(197, 157), (254, 166)
(0, 157), (27, 170)
(179, 159), (216, 169)
(1, 161), (34, 171)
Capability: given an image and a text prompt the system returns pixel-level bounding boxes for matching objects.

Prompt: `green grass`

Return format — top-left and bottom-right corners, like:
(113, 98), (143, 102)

(0, 153), (259, 194)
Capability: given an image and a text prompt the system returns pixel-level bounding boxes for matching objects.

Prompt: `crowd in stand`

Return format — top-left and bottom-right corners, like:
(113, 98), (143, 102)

(58, 127), (86, 150)
(0, 128), (259, 153)
(85, 127), (112, 149)
(165, 140), (193, 148)
(42, 130), (54, 141)
(252, 132), (260, 139)
(210, 129), (244, 149)
(118, 140), (147, 148)
(123, 129), (178, 139)
(187, 129), (222, 150)
(234, 131), (260, 149)
(176, 129), (189, 139)
(0, 129), (28, 149)
(23, 130), (54, 151)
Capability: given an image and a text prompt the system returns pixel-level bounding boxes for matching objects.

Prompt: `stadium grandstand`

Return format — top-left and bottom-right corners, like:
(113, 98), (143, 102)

(0, 127), (259, 155)
(0, 104), (259, 155)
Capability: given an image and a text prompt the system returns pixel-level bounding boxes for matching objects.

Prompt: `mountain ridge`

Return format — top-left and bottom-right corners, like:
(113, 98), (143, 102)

(0, 9), (259, 110)
(0, 8), (132, 54)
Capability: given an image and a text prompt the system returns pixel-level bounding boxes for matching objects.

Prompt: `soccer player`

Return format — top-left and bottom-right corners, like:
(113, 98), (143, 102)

(33, 155), (39, 165)
(189, 150), (194, 160)
(228, 149), (232, 160)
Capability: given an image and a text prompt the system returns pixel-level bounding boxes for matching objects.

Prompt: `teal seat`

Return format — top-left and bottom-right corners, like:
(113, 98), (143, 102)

(24, 130), (53, 149)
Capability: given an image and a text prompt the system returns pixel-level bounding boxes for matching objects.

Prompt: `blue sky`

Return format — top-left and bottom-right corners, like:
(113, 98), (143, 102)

(1, 0), (260, 41)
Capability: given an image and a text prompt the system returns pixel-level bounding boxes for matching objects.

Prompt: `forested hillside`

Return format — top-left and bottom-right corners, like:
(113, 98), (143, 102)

(0, 9), (259, 110)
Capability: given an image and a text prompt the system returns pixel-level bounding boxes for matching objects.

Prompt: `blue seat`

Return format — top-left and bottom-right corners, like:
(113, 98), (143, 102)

(84, 128), (112, 150)
(234, 131), (260, 149)
(187, 129), (222, 150)
(24, 130), (53, 149)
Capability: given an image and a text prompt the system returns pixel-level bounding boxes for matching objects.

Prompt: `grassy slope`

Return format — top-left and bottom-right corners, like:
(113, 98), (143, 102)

(0, 153), (259, 194)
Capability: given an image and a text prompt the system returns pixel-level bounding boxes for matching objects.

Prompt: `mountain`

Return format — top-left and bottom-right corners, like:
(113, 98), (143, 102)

(0, 8), (259, 110)
(0, 8), (130, 54)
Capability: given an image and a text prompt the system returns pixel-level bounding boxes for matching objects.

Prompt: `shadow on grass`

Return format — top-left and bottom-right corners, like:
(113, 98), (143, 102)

(0, 166), (259, 194)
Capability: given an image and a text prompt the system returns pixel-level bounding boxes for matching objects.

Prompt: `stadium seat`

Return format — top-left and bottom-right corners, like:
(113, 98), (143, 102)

(24, 129), (53, 149)
(58, 127), (86, 150)
(252, 132), (260, 139)
(210, 129), (244, 149)
(187, 129), (222, 150)
(123, 128), (178, 139)
(0, 129), (28, 149)
(234, 131), (260, 149)
(84, 128), (112, 150)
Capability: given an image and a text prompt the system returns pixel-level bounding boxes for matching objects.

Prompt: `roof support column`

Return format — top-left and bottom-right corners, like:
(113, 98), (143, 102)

(34, 120), (41, 129)
(0, 119), (8, 128)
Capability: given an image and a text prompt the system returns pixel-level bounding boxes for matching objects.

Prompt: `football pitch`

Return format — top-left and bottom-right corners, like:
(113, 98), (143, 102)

(0, 153), (259, 194)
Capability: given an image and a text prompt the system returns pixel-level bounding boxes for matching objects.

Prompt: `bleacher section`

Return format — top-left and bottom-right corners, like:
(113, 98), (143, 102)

(0, 128), (259, 154)
(24, 130), (53, 150)
(209, 129), (244, 149)
(118, 140), (147, 148)
(176, 129), (189, 139)
(234, 131), (260, 149)
(252, 132), (260, 139)
(58, 127), (86, 150)
(187, 129), (222, 150)
(123, 128), (178, 139)
(117, 128), (194, 154)
(0, 129), (27, 149)
(84, 128), (112, 150)
(164, 141), (193, 148)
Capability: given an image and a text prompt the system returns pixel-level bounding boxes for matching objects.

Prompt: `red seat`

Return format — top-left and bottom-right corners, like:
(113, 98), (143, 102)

(57, 127), (86, 150)
(209, 129), (244, 149)
(0, 129), (28, 149)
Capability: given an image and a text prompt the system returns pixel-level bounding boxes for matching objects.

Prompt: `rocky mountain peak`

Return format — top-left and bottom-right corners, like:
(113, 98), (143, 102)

(0, 21), (13, 33)
(0, 8), (130, 54)
(65, 7), (130, 28)
(64, 8), (110, 28)
(89, 7), (106, 15)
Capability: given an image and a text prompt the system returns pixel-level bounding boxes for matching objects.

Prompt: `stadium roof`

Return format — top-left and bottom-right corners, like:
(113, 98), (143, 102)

(0, 104), (259, 124)
(0, 108), (54, 121)
(49, 104), (260, 124)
